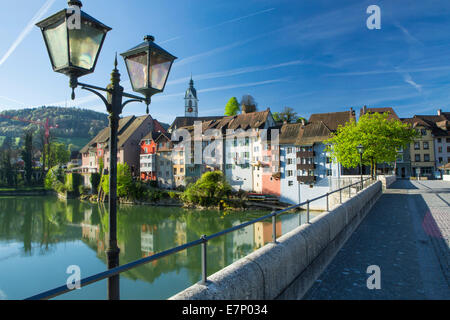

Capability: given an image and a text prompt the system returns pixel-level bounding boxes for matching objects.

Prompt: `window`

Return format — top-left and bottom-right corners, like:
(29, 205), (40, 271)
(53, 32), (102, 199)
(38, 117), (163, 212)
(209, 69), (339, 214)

(415, 154), (420, 162)
(288, 181), (293, 186)
(287, 147), (293, 154)
(437, 138), (442, 143)
(414, 142), (420, 150)
(439, 157), (443, 163)
(287, 170), (293, 177)
(438, 147), (443, 153)
(174, 168), (177, 175)
(327, 169), (332, 176)
(421, 129), (427, 136)
(447, 146), (450, 153)
(326, 157), (331, 164)
(180, 168), (184, 173)
(423, 142), (429, 150)
(245, 137), (249, 146)
(447, 138), (450, 143)
(287, 158), (293, 165)
(424, 154), (430, 162)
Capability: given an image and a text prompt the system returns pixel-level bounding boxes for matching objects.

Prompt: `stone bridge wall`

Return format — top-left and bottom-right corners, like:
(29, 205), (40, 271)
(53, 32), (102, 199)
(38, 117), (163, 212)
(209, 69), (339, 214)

(170, 181), (382, 300)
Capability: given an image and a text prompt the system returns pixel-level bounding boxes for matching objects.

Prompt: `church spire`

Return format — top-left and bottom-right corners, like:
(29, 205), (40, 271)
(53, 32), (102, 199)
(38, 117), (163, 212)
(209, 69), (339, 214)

(185, 76), (198, 117)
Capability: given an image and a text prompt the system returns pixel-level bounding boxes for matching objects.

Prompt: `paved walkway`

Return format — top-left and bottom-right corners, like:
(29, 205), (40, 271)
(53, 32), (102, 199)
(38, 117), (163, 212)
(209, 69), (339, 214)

(304, 179), (450, 300)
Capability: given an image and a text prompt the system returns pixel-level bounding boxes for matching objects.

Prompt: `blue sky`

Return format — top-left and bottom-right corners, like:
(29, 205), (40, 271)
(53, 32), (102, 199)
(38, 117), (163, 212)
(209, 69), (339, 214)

(0, 0), (450, 124)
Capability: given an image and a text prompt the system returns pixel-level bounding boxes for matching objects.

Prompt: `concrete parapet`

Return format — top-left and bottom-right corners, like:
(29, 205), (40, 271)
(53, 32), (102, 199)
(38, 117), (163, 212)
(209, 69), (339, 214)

(170, 181), (382, 300)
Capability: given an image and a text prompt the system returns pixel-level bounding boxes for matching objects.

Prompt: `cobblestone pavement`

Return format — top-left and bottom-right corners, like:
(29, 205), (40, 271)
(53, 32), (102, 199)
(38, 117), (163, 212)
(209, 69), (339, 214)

(304, 179), (450, 300)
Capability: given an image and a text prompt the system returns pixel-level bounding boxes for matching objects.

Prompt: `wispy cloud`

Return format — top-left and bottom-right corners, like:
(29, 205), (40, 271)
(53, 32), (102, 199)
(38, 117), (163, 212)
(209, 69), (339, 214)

(402, 72), (422, 92)
(395, 23), (422, 46)
(0, 0), (56, 67)
(160, 8), (275, 44)
(0, 95), (26, 107)
(327, 64), (450, 77)
(169, 59), (303, 85)
(152, 78), (287, 100)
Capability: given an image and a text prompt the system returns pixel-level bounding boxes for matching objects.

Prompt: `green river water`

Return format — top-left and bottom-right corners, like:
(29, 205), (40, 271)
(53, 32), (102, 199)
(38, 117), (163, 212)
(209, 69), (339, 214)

(0, 195), (313, 300)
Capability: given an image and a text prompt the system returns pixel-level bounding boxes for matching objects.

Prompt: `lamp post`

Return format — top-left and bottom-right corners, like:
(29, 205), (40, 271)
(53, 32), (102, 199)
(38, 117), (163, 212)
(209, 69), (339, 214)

(357, 144), (364, 188)
(36, 1), (176, 300)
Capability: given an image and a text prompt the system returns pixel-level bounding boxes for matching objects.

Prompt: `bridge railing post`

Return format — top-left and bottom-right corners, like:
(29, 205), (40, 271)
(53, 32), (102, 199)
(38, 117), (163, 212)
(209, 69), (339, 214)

(307, 200), (310, 223)
(339, 188), (342, 204)
(272, 213), (277, 243)
(326, 192), (329, 211)
(201, 235), (208, 285)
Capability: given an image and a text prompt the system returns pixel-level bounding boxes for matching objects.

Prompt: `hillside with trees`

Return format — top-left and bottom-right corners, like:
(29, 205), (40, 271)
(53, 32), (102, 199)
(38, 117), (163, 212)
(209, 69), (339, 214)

(0, 106), (109, 150)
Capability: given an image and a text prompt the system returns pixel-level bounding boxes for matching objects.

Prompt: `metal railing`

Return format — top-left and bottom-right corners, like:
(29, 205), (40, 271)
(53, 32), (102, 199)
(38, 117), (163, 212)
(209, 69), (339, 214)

(26, 176), (375, 300)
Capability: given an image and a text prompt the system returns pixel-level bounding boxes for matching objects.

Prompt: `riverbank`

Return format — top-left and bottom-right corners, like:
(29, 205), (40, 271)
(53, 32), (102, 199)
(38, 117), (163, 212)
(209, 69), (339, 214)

(0, 187), (47, 197)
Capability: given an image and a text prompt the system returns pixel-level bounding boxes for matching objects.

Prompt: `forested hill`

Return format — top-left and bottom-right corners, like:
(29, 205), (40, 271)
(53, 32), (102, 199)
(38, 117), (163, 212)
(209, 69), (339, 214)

(0, 106), (108, 150)
(0, 106), (171, 151)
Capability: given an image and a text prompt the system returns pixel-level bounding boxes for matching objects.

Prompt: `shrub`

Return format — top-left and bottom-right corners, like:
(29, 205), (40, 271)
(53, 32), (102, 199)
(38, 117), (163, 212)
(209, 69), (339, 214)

(44, 166), (64, 191)
(65, 173), (82, 194)
(79, 185), (90, 195)
(181, 171), (232, 206)
(168, 191), (179, 199)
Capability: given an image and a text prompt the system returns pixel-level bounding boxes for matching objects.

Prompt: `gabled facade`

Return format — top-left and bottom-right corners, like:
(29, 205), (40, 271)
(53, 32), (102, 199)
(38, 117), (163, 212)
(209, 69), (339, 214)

(80, 115), (157, 185)
(279, 109), (355, 206)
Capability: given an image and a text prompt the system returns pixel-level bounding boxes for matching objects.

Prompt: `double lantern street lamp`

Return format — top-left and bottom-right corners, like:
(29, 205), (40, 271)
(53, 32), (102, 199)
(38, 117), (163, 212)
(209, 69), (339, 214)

(356, 144), (364, 188)
(36, 0), (177, 300)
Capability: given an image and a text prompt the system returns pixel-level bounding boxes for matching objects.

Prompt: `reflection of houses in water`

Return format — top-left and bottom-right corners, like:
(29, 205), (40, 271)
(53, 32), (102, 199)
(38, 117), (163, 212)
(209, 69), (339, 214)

(140, 220), (186, 266)
(81, 208), (105, 255)
(253, 221), (282, 249)
(228, 221), (254, 260)
(141, 224), (156, 266)
(81, 223), (104, 255)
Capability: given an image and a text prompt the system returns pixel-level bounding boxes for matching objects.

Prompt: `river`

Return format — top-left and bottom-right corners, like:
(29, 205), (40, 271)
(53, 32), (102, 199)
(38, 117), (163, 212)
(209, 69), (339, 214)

(0, 195), (314, 300)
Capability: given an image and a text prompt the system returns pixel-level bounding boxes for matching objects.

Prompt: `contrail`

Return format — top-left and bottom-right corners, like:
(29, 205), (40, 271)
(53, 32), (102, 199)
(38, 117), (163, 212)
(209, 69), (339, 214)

(0, 0), (56, 66)
(159, 7), (275, 44)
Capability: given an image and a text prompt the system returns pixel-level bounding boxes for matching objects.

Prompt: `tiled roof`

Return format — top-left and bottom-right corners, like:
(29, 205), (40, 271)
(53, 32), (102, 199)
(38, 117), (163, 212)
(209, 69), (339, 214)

(80, 115), (151, 153)
(308, 110), (355, 131)
(297, 121), (332, 146)
(169, 116), (224, 131)
(360, 107), (400, 121)
(279, 123), (303, 145)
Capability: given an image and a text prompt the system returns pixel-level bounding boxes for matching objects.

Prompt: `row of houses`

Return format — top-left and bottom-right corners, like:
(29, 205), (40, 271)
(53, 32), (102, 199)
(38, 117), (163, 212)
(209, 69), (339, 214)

(78, 79), (450, 205)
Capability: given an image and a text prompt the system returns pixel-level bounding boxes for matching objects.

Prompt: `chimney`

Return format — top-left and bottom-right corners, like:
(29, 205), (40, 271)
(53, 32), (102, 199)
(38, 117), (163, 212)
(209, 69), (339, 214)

(437, 109), (442, 116)
(350, 107), (355, 116)
(363, 105), (367, 114)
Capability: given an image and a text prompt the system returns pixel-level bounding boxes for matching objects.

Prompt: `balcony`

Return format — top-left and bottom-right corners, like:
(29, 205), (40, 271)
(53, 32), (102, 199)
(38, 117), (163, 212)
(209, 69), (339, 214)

(297, 176), (316, 184)
(297, 163), (316, 170)
(297, 150), (315, 158)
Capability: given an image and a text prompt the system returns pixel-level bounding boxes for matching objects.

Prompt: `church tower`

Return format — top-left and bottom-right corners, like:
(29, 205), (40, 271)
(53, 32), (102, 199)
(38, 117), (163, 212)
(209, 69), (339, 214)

(184, 77), (198, 117)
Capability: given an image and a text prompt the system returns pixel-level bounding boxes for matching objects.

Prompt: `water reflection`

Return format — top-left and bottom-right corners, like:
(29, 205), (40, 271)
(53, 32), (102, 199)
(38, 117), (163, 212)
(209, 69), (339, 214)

(0, 196), (312, 299)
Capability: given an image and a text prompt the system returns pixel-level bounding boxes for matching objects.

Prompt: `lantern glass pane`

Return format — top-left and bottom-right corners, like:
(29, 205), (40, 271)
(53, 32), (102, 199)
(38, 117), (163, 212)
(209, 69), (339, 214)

(69, 22), (105, 70)
(150, 51), (172, 90)
(43, 20), (69, 69)
(126, 52), (148, 90)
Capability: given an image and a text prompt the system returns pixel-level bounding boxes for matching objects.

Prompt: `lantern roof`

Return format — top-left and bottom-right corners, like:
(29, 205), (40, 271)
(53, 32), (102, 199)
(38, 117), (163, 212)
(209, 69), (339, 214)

(36, 8), (111, 32)
(120, 35), (177, 60)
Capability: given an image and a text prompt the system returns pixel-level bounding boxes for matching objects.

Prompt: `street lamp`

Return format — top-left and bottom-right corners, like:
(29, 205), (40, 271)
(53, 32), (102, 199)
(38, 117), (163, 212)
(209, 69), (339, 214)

(357, 144), (364, 188)
(36, 0), (176, 300)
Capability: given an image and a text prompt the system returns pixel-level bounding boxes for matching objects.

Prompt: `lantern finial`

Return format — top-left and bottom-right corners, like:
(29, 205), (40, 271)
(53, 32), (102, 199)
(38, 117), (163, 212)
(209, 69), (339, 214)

(68, 0), (82, 8)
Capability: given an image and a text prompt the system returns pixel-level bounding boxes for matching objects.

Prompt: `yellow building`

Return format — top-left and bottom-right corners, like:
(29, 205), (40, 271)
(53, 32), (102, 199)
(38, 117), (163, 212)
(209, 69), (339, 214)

(403, 117), (435, 177)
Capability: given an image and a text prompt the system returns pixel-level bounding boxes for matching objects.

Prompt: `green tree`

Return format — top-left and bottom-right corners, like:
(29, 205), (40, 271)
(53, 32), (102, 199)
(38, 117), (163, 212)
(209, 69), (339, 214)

(21, 131), (33, 185)
(224, 97), (240, 116)
(100, 163), (133, 198)
(272, 107), (304, 124)
(44, 142), (70, 168)
(181, 171), (232, 206)
(325, 112), (417, 176)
